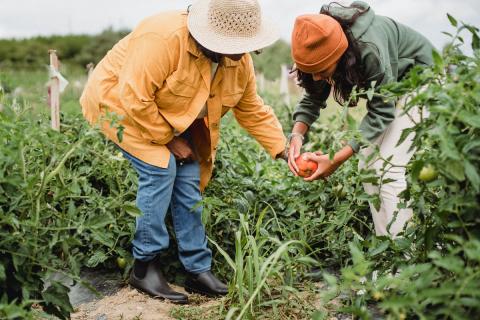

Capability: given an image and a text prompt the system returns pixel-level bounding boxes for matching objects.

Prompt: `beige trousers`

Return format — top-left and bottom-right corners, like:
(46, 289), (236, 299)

(358, 101), (428, 237)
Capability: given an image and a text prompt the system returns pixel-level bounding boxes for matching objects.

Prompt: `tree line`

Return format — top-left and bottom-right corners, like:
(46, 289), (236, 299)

(0, 29), (292, 80)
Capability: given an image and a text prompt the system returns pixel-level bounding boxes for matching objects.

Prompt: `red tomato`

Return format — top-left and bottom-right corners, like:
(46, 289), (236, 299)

(295, 153), (318, 178)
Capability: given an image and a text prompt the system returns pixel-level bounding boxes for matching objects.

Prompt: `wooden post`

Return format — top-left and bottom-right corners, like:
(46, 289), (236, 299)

(257, 73), (265, 92)
(280, 64), (290, 106)
(49, 50), (60, 131)
(86, 63), (95, 79)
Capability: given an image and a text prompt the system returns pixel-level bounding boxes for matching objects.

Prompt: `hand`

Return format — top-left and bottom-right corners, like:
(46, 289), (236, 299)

(166, 137), (195, 161)
(287, 135), (304, 176)
(303, 151), (341, 182)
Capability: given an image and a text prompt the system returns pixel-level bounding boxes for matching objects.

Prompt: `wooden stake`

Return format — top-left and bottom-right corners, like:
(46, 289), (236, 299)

(280, 64), (290, 106)
(49, 50), (60, 131)
(257, 73), (265, 92)
(86, 62), (95, 79)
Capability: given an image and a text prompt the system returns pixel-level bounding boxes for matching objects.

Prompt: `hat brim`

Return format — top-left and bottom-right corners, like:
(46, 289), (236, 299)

(187, 0), (280, 54)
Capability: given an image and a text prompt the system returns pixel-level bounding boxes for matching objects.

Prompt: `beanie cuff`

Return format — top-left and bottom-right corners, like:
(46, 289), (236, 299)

(295, 30), (348, 74)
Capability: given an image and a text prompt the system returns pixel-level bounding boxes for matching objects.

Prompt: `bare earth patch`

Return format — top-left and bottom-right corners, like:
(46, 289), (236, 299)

(72, 285), (219, 320)
(71, 280), (350, 319)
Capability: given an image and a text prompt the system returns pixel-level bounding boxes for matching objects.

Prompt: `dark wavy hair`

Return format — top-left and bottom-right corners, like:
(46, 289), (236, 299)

(296, 2), (380, 105)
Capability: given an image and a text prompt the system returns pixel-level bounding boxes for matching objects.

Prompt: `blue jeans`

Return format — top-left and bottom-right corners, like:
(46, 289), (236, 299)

(121, 149), (212, 274)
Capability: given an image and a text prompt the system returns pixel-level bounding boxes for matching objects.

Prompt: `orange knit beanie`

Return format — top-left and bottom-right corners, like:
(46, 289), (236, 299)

(291, 14), (348, 74)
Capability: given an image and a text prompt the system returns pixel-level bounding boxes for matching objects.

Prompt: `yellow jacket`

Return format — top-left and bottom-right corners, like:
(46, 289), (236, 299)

(80, 11), (286, 190)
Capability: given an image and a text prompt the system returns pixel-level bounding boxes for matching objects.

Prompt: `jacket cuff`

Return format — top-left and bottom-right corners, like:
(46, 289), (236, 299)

(270, 139), (288, 160)
(347, 139), (361, 153)
(293, 114), (315, 127)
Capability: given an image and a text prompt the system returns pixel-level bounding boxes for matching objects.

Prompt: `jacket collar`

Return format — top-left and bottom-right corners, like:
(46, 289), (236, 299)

(187, 34), (203, 58)
(187, 34), (240, 67)
(223, 57), (240, 67)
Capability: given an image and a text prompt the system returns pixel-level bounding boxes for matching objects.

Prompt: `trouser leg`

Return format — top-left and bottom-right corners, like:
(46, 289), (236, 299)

(170, 159), (212, 273)
(121, 150), (176, 261)
(359, 105), (428, 237)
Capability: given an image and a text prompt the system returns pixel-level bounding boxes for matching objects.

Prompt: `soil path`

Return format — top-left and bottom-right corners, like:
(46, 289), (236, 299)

(72, 285), (218, 320)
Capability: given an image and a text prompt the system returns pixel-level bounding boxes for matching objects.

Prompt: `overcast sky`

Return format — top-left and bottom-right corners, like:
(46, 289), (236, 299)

(0, 0), (479, 50)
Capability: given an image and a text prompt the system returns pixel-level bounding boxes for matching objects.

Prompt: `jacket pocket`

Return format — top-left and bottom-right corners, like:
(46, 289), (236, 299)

(222, 92), (243, 108)
(156, 72), (199, 111)
(165, 74), (197, 97)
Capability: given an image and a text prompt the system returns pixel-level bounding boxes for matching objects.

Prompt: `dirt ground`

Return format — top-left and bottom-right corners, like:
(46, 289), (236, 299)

(70, 281), (350, 320)
(71, 285), (219, 320)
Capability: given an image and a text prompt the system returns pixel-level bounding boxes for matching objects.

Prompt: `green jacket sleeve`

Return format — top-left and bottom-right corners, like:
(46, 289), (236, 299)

(293, 81), (331, 126)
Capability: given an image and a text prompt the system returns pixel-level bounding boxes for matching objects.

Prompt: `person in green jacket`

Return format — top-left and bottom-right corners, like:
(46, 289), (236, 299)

(288, 1), (435, 237)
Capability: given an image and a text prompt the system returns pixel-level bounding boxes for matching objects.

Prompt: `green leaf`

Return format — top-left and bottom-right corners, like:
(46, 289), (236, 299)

(349, 242), (365, 265)
(464, 160), (480, 192)
(464, 240), (480, 261)
(322, 272), (338, 286)
(124, 203), (142, 217)
(116, 124), (125, 143)
(458, 110), (480, 128)
(432, 50), (444, 70)
(446, 160), (465, 181)
(237, 151), (249, 164)
(347, 113), (357, 130)
(311, 310), (327, 320)
(296, 256), (319, 265)
(368, 241), (389, 257)
(0, 264), (5, 281)
(439, 128), (460, 160)
(429, 251), (464, 273)
(91, 232), (115, 248)
(472, 32), (480, 50)
(447, 13), (458, 27)
(85, 214), (114, 229)
(464, 25), (480, 50)
(86, 250), (108, 268)
(41, 281), (74, 319)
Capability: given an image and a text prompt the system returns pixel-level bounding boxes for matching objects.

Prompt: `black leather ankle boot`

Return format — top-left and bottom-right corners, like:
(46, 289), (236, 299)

(129, 258), (188, 304)
(184, 270), (228, 297)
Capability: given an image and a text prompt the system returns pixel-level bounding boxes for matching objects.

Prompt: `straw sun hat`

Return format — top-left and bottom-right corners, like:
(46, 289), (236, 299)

(187, 0), (279, 54)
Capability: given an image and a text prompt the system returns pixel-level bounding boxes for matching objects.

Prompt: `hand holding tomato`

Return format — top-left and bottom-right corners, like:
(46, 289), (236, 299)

(302, 151), (341, 182)
(295, 153), (318, 177)
(287, 134), (304, 176)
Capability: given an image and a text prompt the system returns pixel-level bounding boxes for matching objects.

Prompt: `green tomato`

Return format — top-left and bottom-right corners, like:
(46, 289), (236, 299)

(116, 257), (127, 269)
(419, 164), (438, 182)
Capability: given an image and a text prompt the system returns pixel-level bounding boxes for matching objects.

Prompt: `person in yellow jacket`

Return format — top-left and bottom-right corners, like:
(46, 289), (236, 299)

(80, 0), (286, 304)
